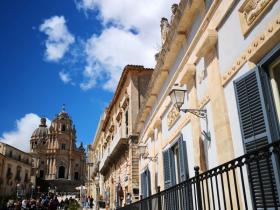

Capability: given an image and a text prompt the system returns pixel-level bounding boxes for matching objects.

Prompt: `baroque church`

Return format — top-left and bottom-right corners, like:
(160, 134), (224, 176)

(30, 107), (86, 191)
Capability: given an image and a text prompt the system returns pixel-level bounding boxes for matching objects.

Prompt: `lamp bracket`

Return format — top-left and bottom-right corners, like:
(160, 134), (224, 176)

(180, 109), (207, 119)
(143, 156), (158, 162)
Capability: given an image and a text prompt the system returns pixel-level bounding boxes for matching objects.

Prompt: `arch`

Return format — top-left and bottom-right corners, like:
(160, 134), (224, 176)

(58, 166), (65, 179)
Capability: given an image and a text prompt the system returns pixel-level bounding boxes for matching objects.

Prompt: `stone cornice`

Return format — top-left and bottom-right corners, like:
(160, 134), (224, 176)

(135, 0), (199, 134)
(136, 0), (222, 139)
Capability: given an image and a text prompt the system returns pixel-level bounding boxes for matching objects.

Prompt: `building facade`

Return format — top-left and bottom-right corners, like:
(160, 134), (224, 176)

(133, 0), (280, 209)
(88, 65), (153, 209)
(0, 142), (33, 196)
(30, 108), (86, 191)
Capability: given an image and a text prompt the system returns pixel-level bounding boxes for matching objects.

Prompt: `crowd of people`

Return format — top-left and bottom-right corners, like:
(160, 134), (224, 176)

(2, 194), (81, 210)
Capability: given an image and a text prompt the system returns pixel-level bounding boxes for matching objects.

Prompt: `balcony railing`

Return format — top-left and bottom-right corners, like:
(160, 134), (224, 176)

(99, 128), (129, 174)
(117, 140), (280, 210)
(99, 146), (110, 172)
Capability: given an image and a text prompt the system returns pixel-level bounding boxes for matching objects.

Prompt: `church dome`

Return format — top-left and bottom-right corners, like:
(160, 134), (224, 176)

(32, 117), (49, 137)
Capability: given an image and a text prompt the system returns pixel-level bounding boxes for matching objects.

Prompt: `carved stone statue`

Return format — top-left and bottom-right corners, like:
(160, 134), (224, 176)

(154, 52), (160, 61)
(160, 17), (170, 45)
(171, 4), (179, 23)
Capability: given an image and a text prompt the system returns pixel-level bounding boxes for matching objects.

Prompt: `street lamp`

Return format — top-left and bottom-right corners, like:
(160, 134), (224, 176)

(169, 83), (211, 140)
(16, 183), (21, 199)
(138, 144), (157, 161)
(31, 185), (35, 198)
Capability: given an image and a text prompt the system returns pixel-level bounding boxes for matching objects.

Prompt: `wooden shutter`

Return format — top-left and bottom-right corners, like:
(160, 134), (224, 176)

(163, 149), (172, 189)
(178, 136), (188, 182)
(234, 68), (280, 208)
(178, 136), (192, 209)
(146, 169), (151, 197)
(141, 172), (146, 198)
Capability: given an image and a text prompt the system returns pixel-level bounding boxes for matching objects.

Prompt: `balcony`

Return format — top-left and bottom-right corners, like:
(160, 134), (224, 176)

(110, 128), (128, 160)
(99, 128), (129, 175)
(99, 146), (111, 174)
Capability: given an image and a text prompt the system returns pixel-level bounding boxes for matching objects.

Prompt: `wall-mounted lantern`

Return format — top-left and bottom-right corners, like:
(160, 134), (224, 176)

(169, 83), (211, 141)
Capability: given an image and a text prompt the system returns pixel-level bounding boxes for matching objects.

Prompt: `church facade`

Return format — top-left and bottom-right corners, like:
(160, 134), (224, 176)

(30, 108), (86, 188)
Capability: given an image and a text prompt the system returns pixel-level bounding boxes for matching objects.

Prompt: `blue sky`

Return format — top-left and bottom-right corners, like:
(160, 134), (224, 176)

(0, 0), (177, 152)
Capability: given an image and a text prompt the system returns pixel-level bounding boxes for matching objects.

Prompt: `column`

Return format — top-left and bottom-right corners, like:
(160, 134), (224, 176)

(52, 158), (56, 179)
(68, 159), (72, 180)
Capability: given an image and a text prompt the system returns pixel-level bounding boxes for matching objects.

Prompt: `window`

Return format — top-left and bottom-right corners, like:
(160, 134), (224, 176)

(61, 144), (66, 150)
(9, 151), (12, 157)
(18, 155), (21, 161)
(163, 136), (188, 188)
(41, 161), (44, 164)
(269, 58), (280, 123)
(234, 62), (280, 207)
(125, 110), (129, 136)
(6, 167), (12, 179)
(61, 124), (66, 131)
(140, 169), (151, 198)
(24, 172), (28, 183)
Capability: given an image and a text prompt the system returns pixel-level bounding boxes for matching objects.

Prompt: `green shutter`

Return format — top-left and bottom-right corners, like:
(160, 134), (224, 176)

(163, 149), (172, 189)
(141, 172), (146, 198)
(178, 136), (188, 182)
(234, 67), (280, 208)
(146, 169), (151, 197)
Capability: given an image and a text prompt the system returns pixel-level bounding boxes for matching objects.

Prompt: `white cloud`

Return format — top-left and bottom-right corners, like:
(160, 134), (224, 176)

(0, 114), (51, 153)
(80, 27), (156, 91)
(76, 0), (178, 91)
(75, 0), (95, 11)
(39, 16), (75, 62)
(59, 71), (72, 84)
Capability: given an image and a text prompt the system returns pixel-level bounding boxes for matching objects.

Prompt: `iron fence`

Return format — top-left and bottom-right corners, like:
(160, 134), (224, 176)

(118, 140), (280, 210)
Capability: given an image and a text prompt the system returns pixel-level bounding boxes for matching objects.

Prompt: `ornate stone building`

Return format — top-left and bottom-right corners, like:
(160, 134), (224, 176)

(88, 65), (153, 209)
(30, 108), (86, 191)
(0, 142), (32, 196)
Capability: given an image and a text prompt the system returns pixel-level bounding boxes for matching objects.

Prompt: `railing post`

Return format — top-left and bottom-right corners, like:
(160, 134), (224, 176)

(195, 166), (203, 210)
(140, 195), (143, 210)
(157, 186), (162, 210)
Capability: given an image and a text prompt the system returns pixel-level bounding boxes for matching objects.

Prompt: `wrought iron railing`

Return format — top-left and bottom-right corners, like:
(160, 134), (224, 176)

(118, 140), (280, 210)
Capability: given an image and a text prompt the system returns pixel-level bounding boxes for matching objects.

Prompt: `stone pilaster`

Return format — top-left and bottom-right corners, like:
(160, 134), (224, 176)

(207, 48), (234, 164)
(188, 76), (207, 171)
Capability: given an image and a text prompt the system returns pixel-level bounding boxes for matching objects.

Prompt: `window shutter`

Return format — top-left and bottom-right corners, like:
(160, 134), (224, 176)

(141, 172), (146, 198)
(178, 136), (188, 182)
(234, 68), (280, 208)
(163, 149), (172, 189)
(146, 169), (151, 197)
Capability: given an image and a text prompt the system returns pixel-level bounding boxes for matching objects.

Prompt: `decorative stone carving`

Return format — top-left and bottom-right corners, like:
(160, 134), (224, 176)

(222, 13), (280, 86)
(154, 52), (160, 61)
(239, 0), (276, 35)
(171, 4), (179, 23)
(160, 17), (170, 45)
(167, 106), (180, 129)
(120, 95), (129, 109)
